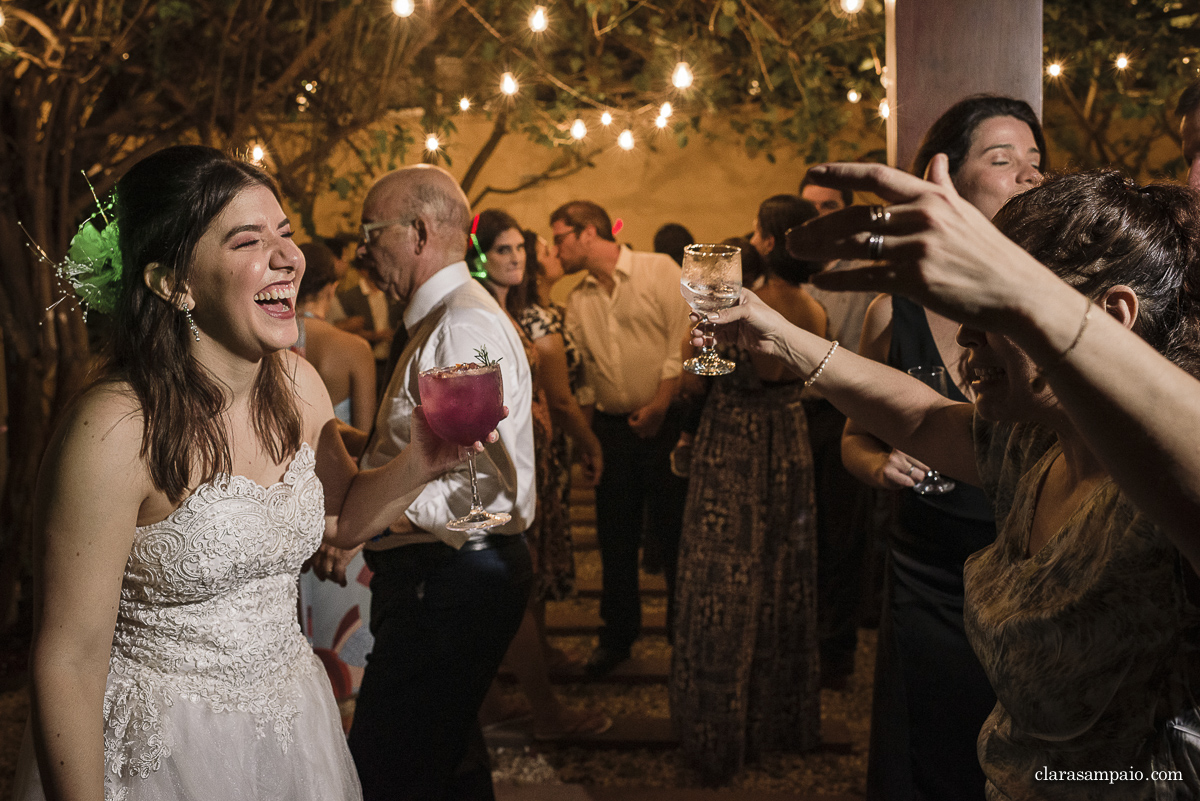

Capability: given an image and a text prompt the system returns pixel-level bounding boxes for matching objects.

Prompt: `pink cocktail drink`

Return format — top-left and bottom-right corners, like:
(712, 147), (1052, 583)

(418, 364), (504, 447)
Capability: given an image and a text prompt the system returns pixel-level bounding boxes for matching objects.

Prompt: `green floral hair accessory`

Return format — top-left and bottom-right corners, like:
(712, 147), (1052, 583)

(58, 176), (122, 316)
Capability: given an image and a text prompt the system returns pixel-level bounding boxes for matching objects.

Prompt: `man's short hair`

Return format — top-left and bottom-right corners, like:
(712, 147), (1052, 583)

(799, 174), (853, 209)
(1177, 79), (1200, 120)
(550, 201), (616, 242)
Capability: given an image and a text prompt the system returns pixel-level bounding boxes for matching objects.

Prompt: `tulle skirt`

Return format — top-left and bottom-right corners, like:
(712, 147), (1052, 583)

(12, 653), (362, 801)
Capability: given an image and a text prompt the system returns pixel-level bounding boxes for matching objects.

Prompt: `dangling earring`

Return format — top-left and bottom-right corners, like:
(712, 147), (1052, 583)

(182, 304), (200, 342)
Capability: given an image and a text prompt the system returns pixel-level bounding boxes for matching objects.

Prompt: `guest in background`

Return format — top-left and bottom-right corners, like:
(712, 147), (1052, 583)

(800, 174), (853, 216)
(555, 200), (692, 677)
(348, 165), (535, 801)
(295, 241), (377, 429)
(653, 222), (695, 266)
(798, 180), (882, 691)
(841, 95), (1044, 801)
(469, 209), (610, 737)
(337, 265), (401, 400)
(671, 195), (826, 785)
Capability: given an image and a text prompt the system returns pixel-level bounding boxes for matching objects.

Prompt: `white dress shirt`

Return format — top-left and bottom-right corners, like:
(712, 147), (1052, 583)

(360, 262), (536, 549)
(565, 247), (692, 415)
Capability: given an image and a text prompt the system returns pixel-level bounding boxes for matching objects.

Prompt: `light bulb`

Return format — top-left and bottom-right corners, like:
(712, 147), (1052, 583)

(425, 134), (440, 152)
(617, 130), (634, 150)
(847, 89), (861, 103)
(655, 115), (668, 129)
(570, 119), (587, 140)
(459, 97), (471, 111)
(250, 145), (265, 163)
(0, 8), (6, 27)
(529, 6), (548, 33)
(392, 0), (415, 17)
(500, 72), (518, 96)
(660, 102), (673, 118)
(1047, 62), (1063, 77)
(878, 99), (890, 120)
(672, 62), (694, 89)
(303, 81), (317, 93)
(600, 111), (613, 126)
(1115, 54), (1129, 70)
(840, 0), (865, 13)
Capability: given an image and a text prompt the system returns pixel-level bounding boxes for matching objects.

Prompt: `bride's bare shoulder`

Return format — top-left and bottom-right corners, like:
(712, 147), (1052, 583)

(48, 380), (147, 474)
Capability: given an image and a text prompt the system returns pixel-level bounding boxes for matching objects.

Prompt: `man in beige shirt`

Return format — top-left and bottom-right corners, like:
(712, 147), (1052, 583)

(553, 200), (692, 676)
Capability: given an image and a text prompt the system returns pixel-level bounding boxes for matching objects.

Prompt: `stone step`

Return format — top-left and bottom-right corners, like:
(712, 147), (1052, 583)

(546, 605), (666, 636)
(498, 652), (669, 685)
(486, 716), (853, 755)
(575, 572), (666, 598)
(572, 525), (597, 550)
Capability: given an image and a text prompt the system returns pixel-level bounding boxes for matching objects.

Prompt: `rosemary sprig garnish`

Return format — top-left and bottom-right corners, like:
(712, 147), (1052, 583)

(474, 345), (502, 367)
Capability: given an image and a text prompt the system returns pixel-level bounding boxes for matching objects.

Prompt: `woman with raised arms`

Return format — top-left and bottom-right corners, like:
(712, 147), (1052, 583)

(700, 159), (1200, 800)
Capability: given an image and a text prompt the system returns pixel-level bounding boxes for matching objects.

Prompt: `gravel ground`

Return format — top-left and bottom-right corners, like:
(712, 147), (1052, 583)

(488, 628), (874, 796)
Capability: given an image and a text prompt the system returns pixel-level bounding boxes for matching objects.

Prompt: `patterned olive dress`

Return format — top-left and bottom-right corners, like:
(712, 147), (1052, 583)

(670, 354), (821, 785)
(966, 417), (1200, 800)
(515, 303), (581, 601)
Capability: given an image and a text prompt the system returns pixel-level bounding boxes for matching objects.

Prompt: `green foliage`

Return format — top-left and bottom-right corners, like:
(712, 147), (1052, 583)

(1042, 0), (1199, 177)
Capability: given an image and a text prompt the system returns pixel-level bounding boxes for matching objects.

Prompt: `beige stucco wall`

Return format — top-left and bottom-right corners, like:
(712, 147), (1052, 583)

(309, 110), (885, 254)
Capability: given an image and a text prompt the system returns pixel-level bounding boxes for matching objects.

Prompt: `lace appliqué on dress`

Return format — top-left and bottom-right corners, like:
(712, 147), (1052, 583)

(103, 444), (324, 788)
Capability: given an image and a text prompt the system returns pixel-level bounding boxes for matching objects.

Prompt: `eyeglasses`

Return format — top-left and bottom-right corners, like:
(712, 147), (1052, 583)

(361, 217), (414, 245)
(552, 227), (581, 247)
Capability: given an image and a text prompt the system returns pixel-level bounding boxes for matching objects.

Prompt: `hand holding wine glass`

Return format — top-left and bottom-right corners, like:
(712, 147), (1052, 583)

(418, 347), (511, 531)
(905, 366), (957, 495)
(682, 243), (743, 376)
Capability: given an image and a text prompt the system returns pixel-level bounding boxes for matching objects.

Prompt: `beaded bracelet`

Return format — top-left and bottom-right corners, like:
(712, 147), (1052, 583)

(1028, 296), (1093, 389)
(804, 341), (840, 388)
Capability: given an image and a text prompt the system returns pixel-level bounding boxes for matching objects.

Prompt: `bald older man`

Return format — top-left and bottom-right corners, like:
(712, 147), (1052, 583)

(347, 165), (536, 801)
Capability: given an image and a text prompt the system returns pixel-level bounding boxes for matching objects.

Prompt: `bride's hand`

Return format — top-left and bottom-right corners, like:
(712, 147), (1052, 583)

(410, 405), (504, 483)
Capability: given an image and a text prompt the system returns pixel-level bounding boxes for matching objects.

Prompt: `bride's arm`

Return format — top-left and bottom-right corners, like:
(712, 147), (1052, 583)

(30, 387), (149, 801)
(295, 356), (478, 552)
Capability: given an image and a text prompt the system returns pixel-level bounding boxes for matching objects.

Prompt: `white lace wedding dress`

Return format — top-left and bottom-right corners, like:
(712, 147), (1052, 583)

(13, 443), (362, 800)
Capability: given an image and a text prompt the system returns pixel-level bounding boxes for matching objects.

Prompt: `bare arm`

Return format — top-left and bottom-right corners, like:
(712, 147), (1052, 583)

(840, 296), (930, 490)
(30, 388), (150, 801)
(533, 333), (603, 486)
(798, 157), (1200, 568)
(701, 291), (980, 485)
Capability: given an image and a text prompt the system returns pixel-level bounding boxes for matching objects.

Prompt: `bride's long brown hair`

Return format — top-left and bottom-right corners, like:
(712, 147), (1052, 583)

(110, 145), (303, 503)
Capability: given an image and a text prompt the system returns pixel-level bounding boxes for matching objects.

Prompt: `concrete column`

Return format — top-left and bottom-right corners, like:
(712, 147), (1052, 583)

(886, 0), (1043, 171)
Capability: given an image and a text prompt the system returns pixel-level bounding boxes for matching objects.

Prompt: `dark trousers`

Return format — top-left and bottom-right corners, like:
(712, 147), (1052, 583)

(592, 408), (688, 651)
(804, 398), (871, 681)
(348, 537), (532, 801)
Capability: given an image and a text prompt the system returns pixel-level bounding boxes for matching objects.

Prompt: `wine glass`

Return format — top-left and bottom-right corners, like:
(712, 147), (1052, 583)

(682, 243), (743, 376)
(905, 366), (957, 496)
(418, 362), (511, 531)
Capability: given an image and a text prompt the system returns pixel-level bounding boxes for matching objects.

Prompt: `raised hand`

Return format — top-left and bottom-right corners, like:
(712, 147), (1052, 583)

(789, 156), (1057, 334)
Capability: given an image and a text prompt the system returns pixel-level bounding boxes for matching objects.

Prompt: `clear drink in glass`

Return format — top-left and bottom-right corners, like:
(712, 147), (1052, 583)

(682, 243), (742, 376)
